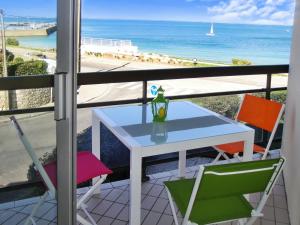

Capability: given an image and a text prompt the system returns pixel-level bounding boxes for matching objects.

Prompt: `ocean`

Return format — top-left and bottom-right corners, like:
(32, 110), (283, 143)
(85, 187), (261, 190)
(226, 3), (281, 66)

(8, 18), (292, 65)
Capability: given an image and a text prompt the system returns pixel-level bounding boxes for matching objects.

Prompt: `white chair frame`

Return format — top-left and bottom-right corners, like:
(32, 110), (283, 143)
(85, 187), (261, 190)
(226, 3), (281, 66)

(213, 95), (285, 163)
(10, 116), (107, 225)
(165, 158), (285, 225)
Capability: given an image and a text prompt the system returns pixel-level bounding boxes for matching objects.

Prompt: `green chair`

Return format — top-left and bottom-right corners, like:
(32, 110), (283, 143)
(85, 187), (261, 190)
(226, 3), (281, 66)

(164, 158), (285, 225)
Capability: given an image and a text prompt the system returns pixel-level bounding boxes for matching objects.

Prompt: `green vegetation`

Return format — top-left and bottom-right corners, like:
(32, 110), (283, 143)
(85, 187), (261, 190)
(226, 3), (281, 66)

(0, 49), (14, 63)
(0, 50), (47, 77)
(15, 60), (48, 76)
(232, 58), (252, 66)
(191, 95), (241, 119)
(254, 91), (287, 104)
(28, 148), (56, 181)
(182, 61), (216, 67)
(190, 91), (286, 119)
(13, 57), (25, 64)
(6, 38), (19, 46)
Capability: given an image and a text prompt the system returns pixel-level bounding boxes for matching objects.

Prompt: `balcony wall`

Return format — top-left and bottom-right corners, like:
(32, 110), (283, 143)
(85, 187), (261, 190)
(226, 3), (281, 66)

(282, 2), (300, 225)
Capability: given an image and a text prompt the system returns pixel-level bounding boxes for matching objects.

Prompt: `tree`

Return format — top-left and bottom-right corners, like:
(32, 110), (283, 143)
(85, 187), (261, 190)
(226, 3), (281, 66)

(15, 60), (48, 76)
(232, 58), (252, 66)
(6, 38), (19, 46)
(0, 49), (14, 63)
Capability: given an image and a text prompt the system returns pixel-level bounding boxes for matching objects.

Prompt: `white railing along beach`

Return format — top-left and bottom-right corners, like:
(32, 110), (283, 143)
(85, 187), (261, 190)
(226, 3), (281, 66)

(81, 37), (139, 55)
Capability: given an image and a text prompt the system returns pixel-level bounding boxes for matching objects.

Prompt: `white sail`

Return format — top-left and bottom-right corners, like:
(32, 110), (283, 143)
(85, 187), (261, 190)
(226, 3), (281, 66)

(206, 23), (215, 36)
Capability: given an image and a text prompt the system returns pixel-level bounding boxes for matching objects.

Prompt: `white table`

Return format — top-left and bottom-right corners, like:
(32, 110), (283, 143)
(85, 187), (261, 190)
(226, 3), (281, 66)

(92, 101), (254, 225)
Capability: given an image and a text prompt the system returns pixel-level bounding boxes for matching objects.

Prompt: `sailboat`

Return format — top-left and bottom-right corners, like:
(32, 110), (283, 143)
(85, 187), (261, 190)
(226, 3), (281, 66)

(206, 23), (215, 36)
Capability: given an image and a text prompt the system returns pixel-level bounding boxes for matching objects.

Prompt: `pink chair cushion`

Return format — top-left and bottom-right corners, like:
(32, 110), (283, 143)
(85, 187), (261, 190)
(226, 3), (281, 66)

(42, 151), (112, 188)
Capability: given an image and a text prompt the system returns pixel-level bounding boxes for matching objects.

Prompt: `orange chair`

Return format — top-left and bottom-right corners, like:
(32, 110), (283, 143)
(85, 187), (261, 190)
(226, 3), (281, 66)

(213, 94), (285, 163)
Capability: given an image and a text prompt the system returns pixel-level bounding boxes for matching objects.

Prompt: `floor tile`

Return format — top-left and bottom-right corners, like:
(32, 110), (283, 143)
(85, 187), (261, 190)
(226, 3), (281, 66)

(273, 185), (286, 197)
(262, 206), (275, 221)
(142, 211), (161, 225)
(141, 183), (154, 195)
(148, 184), (164, 197)
(261, 219), (276, 225)
(92, 199), (113, 216)
(42, 206), (57, 221)
(105, 189), (124, 202)
(111, 219), (128, 225)
(115, 191), (129, 204)
(274, 195), (288, 209)
(151, 198), (169, 213)
(142, 196), (157, 210)
(0, 210), (17, 224)
(274, 208), (290, 224)
(104, 202), (125, 219)
(86, 197), (102, 211)
(36, 218), (53, 225)
(157, 214), (174, 225)
(2, 212), (27, 225)
(98, 216), (114, 225)
(117, 206), (129, 222)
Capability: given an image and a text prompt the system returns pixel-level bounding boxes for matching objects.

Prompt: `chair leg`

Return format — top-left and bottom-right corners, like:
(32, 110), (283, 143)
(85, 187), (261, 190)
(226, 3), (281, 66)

(24, 192), (48, 225)
(77, 214), (95, 225)
(166, 188), (180, 225)
(233, 153), (242, 162)
(80, 203), (97, 225)
(245, 217), (259, 225)
(212, 152), (223, 164)
(77, 175), (107, 225)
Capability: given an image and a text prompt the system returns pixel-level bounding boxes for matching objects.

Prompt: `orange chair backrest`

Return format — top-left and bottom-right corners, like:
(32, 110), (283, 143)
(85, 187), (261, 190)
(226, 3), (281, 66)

(236, 94), (283, 133)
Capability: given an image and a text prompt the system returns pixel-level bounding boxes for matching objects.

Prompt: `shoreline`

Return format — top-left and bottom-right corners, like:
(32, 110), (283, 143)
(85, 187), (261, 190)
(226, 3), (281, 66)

(7, 45), (228, 71)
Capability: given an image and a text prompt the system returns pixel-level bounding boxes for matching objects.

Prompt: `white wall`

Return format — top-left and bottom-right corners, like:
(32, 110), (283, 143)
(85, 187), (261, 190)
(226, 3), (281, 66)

(281, 1), (300, 225)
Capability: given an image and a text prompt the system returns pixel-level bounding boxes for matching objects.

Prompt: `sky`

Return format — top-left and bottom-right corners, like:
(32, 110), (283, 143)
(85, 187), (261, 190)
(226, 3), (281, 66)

(1, 0), (295, 25)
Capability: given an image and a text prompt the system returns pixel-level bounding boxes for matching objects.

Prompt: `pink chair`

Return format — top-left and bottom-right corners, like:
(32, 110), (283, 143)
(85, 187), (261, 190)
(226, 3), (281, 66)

(10, 116), (112, 225)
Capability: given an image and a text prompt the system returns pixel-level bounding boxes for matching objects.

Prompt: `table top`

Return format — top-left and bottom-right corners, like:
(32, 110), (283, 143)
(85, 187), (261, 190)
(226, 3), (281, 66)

(93, 101), (253, 149)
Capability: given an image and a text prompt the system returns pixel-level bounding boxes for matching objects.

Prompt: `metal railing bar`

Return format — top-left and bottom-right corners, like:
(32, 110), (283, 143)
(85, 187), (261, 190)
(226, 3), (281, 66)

(77, 65), (289, 85)
(0, 75), (54, 91)
(0, 87), (287, 116)
(0, 106), (55, 116)
(77, 98), (143, 109)
(166, 87), (287, 100)
(0, 65), (289, 90)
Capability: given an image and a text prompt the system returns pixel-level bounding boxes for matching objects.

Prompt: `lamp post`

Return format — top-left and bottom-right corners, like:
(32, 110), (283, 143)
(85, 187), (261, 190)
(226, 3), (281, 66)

(0, 9), (7, 77)
(193, 58), (197, 67)
(0, 9), (10, 110)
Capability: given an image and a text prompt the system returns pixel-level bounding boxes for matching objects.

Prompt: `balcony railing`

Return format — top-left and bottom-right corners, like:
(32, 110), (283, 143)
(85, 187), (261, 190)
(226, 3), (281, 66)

(0, 64), (289, 116)
(0, 64), (289, 196)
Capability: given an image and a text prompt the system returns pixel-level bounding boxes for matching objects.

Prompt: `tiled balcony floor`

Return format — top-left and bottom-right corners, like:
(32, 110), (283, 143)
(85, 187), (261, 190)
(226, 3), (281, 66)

(0, 151), (290, 225)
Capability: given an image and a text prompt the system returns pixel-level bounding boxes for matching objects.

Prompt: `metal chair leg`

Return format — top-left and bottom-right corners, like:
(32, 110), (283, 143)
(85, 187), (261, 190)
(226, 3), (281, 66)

(24, 192), (48, 225)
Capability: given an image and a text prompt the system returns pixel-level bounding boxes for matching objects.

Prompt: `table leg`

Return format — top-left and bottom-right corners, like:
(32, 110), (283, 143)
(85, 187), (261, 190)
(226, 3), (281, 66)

(243, 131), (255, 162)
(178, 150), (187, 177)
(130, 152), (142, 225)
(92, 111), (101, 193)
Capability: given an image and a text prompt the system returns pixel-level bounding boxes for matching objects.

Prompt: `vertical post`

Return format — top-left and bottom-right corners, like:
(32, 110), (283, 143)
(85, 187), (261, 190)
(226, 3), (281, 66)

(142, 80), (147, 104)
(56, 0), (80, 224)
(263, 73), (272, 144)
(178, 151), (187, 177)
(266, 73), (272, 100)
(130, 151), (142, 225)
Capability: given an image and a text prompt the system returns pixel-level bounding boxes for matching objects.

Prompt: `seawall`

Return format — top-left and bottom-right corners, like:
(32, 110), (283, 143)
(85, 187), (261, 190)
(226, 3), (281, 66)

(6, 25), (57, 37)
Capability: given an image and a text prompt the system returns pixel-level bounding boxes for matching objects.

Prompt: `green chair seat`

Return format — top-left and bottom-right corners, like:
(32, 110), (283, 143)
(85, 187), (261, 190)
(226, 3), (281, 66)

(165, 179), (253, 225)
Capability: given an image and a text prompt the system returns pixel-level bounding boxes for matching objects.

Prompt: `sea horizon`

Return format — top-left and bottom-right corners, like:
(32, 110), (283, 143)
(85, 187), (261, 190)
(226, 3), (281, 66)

(5, 17), (293, 65)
